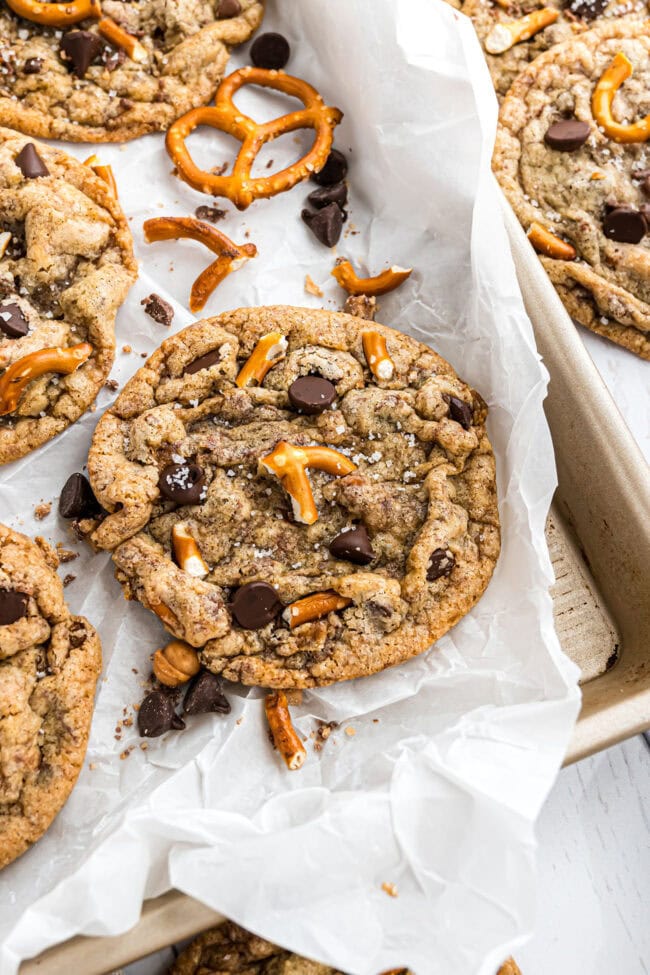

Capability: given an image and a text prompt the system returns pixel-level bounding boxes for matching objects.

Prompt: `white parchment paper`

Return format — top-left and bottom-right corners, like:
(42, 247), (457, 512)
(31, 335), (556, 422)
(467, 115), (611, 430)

(0, 1), (582, 972)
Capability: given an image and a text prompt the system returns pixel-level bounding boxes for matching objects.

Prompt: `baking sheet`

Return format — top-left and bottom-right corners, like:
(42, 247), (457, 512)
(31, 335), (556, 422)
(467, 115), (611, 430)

(0, 1), (581, 973)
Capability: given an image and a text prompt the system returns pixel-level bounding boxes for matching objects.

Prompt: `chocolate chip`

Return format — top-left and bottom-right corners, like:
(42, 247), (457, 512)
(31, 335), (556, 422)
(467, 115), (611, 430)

(302, 202), (343, 247)
(288, 375), (336, 414)
(0, 589), (29, 626)
(427, 548), (455, 582)
(311, 149), (348, 186)
(184, 349), (222, 375)
(250, 32), (290, 70)
(0, 302), (28, 338)
(23, 57), (43, 74)
(60, 30), (103, 78)
(171, 713), (186, 730)
(138, 690), (176, 737)
(602, 206), (647, 244)
(447, 395), (473, 430)
(195, 205), (227, 223)
(141, 293), (174, 326)
(158, 463), (206, 505)
(68, 621), (87, 647)
(15, 143), (49, 179)
(329, 525), (374, 565)
(307, 181), (348, 210)
(59, 473), (102, 519)
(544, 119), (590, 152)
(230, 581), (283, 629)
(564, 0), (607, 20)
(184, 671), (231, 715)
(216, 0), (241, 16)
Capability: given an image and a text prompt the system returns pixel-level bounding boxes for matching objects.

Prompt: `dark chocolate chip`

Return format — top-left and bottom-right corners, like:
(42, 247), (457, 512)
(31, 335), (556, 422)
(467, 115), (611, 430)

(59, 473), (102, 519)
(184, 349), (222, 375)
(250, 31), (290, 70)
(141, 293), (174, 326)
(158, 463), (206, 505)
(0, 301), (28, 338)
(329, 525), (374, 565)
(564, 0), (607, 20)
(216, 0), (241, 16)
(60, 30), (103, 78)
(426, 548), (455, 582)
(311, 149), (348, 186)
(307, 181), (348, 210)
(301, 202), (343, 247)
(447, 395), (473, 430)
(230, 581), (283, 629)
(195, 205), (227, 223)
(171, 713), (186, 730)
(0, 589), (29, 626)
(68, 621), (87, 648)
(23, 57), (43, 74)
(602, 206), (646, 244)
(184, 671), (231, 715)
(15, 143), (49, 179)
(288, 375), (336, 414)
(138, 690), (176, 737)
(641, 177), (650, 199)
(640, 204), (650, 227)
(544, 119), (590, 152)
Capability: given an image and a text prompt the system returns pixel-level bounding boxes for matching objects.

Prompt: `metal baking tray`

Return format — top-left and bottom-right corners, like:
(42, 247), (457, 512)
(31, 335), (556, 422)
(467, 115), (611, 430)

(18, 203), (650, 975)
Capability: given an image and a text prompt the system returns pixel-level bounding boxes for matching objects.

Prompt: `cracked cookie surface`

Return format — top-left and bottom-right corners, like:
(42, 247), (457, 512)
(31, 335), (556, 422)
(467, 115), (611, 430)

(0, 523), (102, 870)
(0, 0), (263, 142)
(494, 21), (650, 358)
(0, 128), (137, 463)
(87, 306), (499, 689)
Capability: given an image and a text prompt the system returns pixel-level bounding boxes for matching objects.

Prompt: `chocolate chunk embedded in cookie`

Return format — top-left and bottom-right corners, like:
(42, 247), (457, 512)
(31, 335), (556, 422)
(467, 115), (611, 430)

(0, 523), (102, 869)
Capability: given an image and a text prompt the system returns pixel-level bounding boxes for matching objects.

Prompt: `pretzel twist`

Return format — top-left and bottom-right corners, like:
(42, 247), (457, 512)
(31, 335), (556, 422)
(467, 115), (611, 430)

(527, 221), (576, 260)
(0, 343), (92, 416)
(332, 260), (412, 297)
(166, 67), (343, 210)
(485, 7), (558, 54)
(592, 52), (650, 143)
(260, 441), (357, 525)
(265, 691), (306, 770)
(283, 590), (352, 629)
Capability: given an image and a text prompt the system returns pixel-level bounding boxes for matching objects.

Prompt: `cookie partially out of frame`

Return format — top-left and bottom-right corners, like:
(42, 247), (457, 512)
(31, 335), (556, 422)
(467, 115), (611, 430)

(0, 128), (136, 464)
(86, 306), (500, 690)
(0, 0), (263, 142)
(494, 21), (650, 359)
(0, 524), (102, 870)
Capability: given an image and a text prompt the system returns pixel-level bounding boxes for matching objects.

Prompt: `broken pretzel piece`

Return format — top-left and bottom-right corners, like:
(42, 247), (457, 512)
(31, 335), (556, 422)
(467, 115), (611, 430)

(362, 330), (395, 381)
(282, 590), (352, 629)
(527, 221), (577, 260)
(0, 233), (11, 260)
(0, 343), (92, 416)
(235, 331), (287, 388)
(143, 216), (256, 313)
(84, 154), (117, 196)
(332, 260), (412, 297)
(153, 640), (200, 687)
(485, 7), (558, 54)
(592, 52), (650, 143)
(149, 599), (180, 632)
(260, 441), (356, 525)
(4, 0), (147, 61)
(265, 690), (307, 770)
(171, 522), (210, 578)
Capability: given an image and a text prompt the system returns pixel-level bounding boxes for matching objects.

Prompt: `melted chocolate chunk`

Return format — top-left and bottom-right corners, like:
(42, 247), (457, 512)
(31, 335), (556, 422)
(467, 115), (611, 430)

(158, 463), (206, 505)
(329, 525), (374, 565)
(0, 301), (28, 338)
(184, 672), (231, 715)
(230, 581), (283, 629)
(564, 0), (607, 20)
(427, 549), (455, 582)
(23, 57), (43, 74)
(602, 206), (647, 244)
(288, 375), (337, 414)
(250, 32), (290, 70)
(216, 0), (241, 16)
(184, 349), (222, 374)
(544, 119), (590, 152)
(447, 395), (473, 430)
(59, 473), (102, 519)
(60, 30), (103, 78)
(141, 293), (174, 326)
(301, 202), (343, 246)
(15, 143), (49, 179)
(0, 589), (29, 626)
(138, 690), (177, 737)
(311, 149), (348, 186)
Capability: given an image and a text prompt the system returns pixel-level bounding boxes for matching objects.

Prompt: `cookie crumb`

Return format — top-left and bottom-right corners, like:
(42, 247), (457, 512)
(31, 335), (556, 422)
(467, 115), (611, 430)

(34, 501), (51, 521)
(56, 543), (79, 563)
(344, 725), (356, 737)
(344, 294), (377, 320)
(122, 345), (132, 354)
(304, 274), (324, 297)
(104, 379), (119, 391)
(62, 573), (76, 587)
(381, 882), (398, 898)
(195, 205), (227, 223)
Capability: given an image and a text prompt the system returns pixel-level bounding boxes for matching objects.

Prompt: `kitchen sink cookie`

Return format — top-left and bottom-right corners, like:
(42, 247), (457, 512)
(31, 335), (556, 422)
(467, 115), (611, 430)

(86, 306), (500, 689)
(0, 129), (136, 464)
(0, 524), (102, 870)
(0, 0), (263, 142)
(494, 21), (650, 359)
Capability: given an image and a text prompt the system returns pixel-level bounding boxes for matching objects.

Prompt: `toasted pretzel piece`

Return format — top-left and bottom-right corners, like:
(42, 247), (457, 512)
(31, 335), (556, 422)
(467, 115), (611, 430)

(97, 16), (147, 63)
(485, 7), (558, 54)
(497, 961), (522, 975)
(260, 441), (357, 525)
(166, 66), (343, 210)
(362, 330), (395, 381)
(282, 590), (352, 629)
(149, 599), (180, 631)
(84, 154), (117, 196)
(592, 52), (650, 143)
(527, 221), (577, 260)
(0, 343), (92, 416)
(171, 522), (210, 578)
(143, 216), (257, 313)
(265, 690), (306, 770)
(153, 640), (200, 687)
(0, 233), (10, 260)
(332, 260), (412, 297)
(235, 331), (287, 388)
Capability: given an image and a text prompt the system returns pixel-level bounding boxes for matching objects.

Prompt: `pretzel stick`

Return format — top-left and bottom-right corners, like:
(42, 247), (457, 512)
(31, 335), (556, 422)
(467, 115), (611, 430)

(282, 591), (352, 629)
(332, 260), (412, 296)
(485, 8), (558, 54)
(260, 441), (356, 525)
(265, 691), (306, 770)
(362, 330), (395, 380)
(84, 154), (117, 196)
(527, 222), (576, 260)
(235, 332), (288, 388)
(592, 52), (650, 143)
(0, 343), (92, 416)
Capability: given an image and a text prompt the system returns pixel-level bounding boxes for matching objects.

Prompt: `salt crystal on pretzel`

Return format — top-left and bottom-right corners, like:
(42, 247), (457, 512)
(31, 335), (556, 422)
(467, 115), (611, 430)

(259, 441), (356, 525)
(235, 331), (287, 388)
(265, 691), (306, 770)
(0, 343), (92, 416)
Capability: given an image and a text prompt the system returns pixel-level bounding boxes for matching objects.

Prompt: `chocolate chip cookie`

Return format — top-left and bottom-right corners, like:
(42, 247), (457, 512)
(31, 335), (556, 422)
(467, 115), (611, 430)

(0, 523), (102, 870)
(0, 128), (136, 464)
(494, 20), (650, 359)
(0, 0), (263, 142)
(86, 306), (499, 689)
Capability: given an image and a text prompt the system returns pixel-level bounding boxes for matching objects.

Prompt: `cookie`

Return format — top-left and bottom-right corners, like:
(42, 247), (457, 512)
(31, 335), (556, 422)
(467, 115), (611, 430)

(0, 0), (263, 142)
(0, 524), (102, 870)
(0, 128), (137, 464)
(493, 21), (650, 359)
(86, 306), (500, 689)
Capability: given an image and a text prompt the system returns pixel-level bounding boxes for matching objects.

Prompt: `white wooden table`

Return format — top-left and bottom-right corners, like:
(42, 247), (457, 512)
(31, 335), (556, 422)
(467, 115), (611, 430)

(122, 327), (650, 975)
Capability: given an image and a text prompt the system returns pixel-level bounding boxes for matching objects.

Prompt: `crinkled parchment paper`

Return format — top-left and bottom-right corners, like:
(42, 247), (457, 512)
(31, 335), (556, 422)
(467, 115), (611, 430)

(0, 1), (581, 972)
